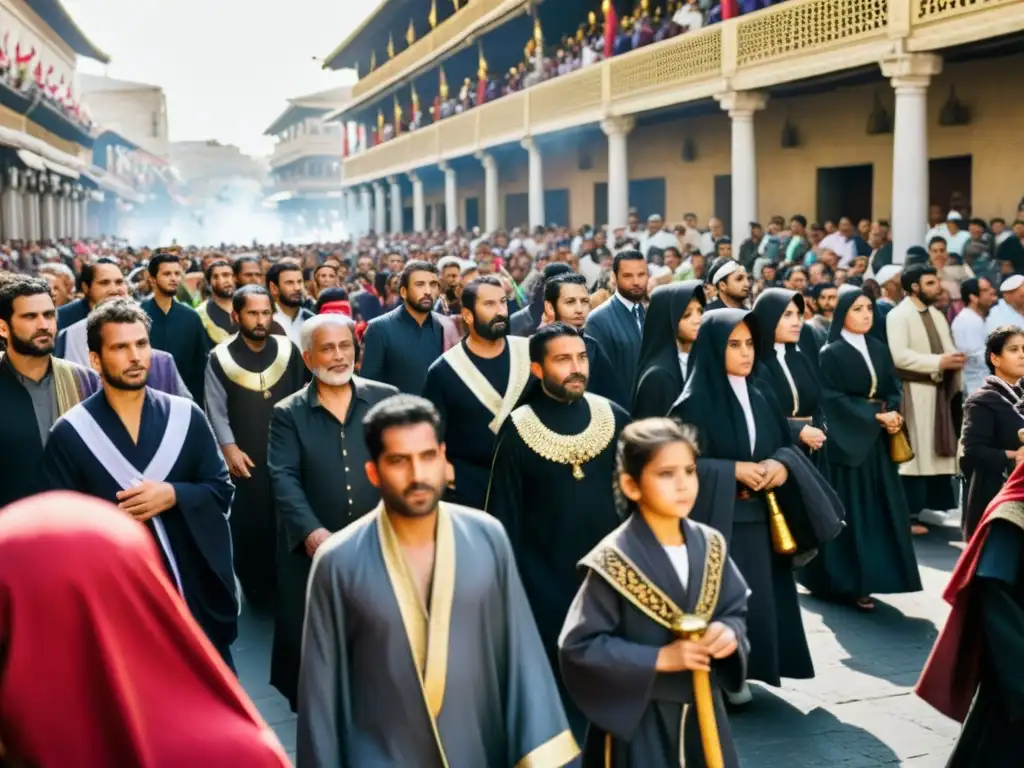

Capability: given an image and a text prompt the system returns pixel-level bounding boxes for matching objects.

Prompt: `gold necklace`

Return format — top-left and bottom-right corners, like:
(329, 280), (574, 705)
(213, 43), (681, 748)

(510, 393), (616, 480)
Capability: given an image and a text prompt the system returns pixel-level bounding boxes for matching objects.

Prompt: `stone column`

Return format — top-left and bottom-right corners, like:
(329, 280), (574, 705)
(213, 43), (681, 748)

(521, 138), (545, 230)
(439, 161), (459, 233)
(80, 198), (90, 238)
(373, 182), (387, 234)
(476, 152), (500, 233)
(409, 172), (426, 233)
(715, 91), (767, 246)
(601, 117), (636, 231)
(357, 185), (371, 236)
(388, 176), (403, 234)
(1, 168), (18, 240)
(881, 53), (942, 265)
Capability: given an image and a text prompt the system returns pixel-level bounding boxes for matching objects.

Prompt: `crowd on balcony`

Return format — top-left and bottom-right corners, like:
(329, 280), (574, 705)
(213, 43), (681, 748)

(364, 0), (787, 148)
(0, 45), (93, 132)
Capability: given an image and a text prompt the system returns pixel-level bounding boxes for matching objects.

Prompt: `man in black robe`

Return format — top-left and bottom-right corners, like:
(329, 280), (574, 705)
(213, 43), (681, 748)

(486, 322), (628, 740)
(204, 285), (307, 605)
(0, 276), (99, 508)
(705, 258), (751, 311)
(56, 257), (126, 330)
(267, 313), (397, 711)
(542, 272), (629, 409)
(42, 299), (237, 665)
(141, 252), (211, 403)
(423, 276), (532, 509)
(197, 258), (237, 345)
(584, 250), (649, 396)
(268, 261), (314, 348)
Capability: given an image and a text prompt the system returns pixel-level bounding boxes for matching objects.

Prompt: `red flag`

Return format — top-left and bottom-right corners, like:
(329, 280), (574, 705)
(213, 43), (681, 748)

(603, 0), (618, 59)
(341, 124), (349, 158)
(476, 76), (486, 106)
(722, 0), (738, 18)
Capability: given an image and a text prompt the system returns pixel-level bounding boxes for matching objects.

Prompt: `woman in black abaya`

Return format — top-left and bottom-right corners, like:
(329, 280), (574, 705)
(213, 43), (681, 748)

(798, 287), (922, 609)
(672, 310), (843, 699)
(631, 280), (705, 419)
(751, 289), (828, 456)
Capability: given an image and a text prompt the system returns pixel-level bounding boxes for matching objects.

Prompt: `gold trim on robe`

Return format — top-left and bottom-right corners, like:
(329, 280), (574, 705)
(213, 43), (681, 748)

(197, 301), (234, 345)
(377, 502), (456, 768)
(990, 500), (1024, 532)
(514, 729), (580, 768)
(581, 524), (726, 628)
(442, 336), (531, 433)
(51, 358), (83, 415)
(511, 392), (616, 480)
(212, 335), (292, 394)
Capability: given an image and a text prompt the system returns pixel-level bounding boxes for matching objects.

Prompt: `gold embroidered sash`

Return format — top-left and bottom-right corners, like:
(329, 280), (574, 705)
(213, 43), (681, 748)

(510, 392), (616, 480)
(443, 337), (531, 433)
(197, 301), (234, 345)
(377, 502), (456, 768)
(52, 358), (84, 416)
(212, 336), (292, 396)
(581, 525), (726, 628)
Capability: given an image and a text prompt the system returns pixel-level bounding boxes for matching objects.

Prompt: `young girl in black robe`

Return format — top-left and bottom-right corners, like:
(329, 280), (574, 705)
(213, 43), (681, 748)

(751, 289), (828, 455)
(631, 280), (705, 420)
(798, 287), (922, 609)
(671, 310), (844, 701)
(559, 418), (750, 767)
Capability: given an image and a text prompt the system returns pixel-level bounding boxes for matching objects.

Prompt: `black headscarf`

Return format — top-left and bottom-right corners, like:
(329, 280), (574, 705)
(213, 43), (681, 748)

(673, 309), (790, 461)
(752, 288), (821, 419)
(630, 280), (705, 409)
(828, 285), (874, 344)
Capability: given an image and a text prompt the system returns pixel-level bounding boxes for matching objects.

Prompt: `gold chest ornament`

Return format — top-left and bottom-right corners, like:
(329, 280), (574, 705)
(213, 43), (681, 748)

(509, 393), (616, 480)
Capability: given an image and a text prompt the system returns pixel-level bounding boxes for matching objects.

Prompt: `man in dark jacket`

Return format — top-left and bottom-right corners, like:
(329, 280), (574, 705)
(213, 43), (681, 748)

(267, 313), (397, 710)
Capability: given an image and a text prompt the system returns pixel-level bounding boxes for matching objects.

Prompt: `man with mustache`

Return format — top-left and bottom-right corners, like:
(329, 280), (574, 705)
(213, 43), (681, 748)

(204, 285), (307, 606)
(584, 250), (650, 396)
(267, 313), (397, 711)
(268, 261), (314, 348)
(298, 395), (577, 767)
(42, 299), (237, 666)
(486, 322), (628, 741)
(422, 275), (532, 509)
(0, 276), (99, 508)
(197, 259), (238, 345)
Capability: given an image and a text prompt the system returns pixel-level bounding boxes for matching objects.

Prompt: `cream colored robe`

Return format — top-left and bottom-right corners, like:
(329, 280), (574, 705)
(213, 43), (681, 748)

(885, 297), (961, 477)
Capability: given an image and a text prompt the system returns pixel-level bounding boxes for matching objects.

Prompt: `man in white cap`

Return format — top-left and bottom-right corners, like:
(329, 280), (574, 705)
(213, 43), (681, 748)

(942, 211), (971, 257)
(639, 214), (677, 258)
(705, 258), (751, 311)
(985, 274), (1024, 332)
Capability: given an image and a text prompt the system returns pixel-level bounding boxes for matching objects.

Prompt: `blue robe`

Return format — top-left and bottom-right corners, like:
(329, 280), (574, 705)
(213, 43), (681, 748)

(42, 388), (238, 660)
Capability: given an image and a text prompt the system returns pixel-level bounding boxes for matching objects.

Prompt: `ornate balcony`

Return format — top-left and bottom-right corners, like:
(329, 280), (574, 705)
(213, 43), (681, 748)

(269, 131), (344, 170)
(342, 0), (1024, 186)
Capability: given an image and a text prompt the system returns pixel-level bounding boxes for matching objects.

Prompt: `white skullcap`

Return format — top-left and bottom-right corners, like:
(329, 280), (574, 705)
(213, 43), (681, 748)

(875, 265), (902, 285)
(946, 210), (963, 221)
(709, 259), (741, 285)
(1000, 274), (1024, 293)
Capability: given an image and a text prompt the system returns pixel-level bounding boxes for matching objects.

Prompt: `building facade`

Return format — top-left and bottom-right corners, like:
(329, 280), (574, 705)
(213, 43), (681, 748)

(264, 84), (352, 238)
(79, 74), (170, 160)
(326, 0), (1023, 263)
(0, 0), (119, 241)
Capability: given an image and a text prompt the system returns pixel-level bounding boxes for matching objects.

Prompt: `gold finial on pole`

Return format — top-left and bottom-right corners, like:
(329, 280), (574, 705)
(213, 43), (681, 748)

(671, 615), (725, 768)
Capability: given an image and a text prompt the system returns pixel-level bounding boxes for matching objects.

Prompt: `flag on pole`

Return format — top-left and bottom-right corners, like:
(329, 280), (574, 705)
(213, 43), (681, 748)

(394, 96), (403, 136)
(342, 123), (349, 158)
(387, 33), (395, 59)
(406, 19), (416, 46)
(370, 50), (377, 71)
(439, 66), (449, 101)
(722, 0), (738, 18)
(476, 42), (487, 105)
(452, 0), (460, 10)
(411, 85), (420, 117)
(377, 109), (385, 138)
(428, 0), (437, 29)
(603, 0), (618, 59)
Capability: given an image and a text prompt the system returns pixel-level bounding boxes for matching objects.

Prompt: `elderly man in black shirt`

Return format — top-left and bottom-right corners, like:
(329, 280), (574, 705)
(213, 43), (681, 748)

(267, 312), (397, 711)
(359, 260), (449, 394)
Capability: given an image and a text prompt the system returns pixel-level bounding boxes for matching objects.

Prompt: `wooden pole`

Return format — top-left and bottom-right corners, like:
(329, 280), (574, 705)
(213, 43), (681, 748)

(674, 615), (724, 768)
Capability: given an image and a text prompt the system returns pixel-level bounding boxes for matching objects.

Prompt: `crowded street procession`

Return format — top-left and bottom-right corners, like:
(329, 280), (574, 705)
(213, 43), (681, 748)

(1, 0), (1023, 766)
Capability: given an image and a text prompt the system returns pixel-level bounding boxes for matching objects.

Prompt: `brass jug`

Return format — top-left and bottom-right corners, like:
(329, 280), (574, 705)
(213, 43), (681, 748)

(888, 428), (914, 464)
(766, 490), (797, 555)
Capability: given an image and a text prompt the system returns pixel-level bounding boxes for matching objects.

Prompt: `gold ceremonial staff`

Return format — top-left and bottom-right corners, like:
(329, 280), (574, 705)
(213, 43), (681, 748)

(671, 615), (724, 768)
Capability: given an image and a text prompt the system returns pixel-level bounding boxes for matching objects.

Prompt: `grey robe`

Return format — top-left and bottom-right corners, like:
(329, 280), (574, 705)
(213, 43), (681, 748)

(559, 515), (750, 768)
(298, 502), (579, 768)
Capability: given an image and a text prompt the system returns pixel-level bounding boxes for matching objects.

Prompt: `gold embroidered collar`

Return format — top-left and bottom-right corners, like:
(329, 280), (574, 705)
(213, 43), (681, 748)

(213, 335), (292, 398)
(510, 392), (616, 480)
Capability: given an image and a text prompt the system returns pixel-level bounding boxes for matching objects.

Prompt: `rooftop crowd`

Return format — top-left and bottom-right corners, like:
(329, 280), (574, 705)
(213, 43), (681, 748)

(1, 190), (1024, 765)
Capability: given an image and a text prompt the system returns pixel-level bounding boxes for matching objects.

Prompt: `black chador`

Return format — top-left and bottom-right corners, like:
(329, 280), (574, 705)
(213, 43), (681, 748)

(205, 335), (306, 602)
(486, 388), (628, 740)
(671, 309), (844, 687)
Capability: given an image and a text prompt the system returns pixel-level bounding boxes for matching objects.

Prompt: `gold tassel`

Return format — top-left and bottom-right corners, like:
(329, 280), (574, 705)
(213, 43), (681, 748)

(766, 491), (797, 555)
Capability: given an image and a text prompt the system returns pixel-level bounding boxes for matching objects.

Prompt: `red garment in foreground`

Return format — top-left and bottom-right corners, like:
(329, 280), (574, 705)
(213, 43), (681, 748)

(916, 464), (1024, 722)
(0, 492), (289, 768)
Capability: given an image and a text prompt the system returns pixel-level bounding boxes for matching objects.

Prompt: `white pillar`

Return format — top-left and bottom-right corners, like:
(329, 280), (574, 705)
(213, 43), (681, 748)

(54, 193), (65, 239)
(388, 176), (403, 234)
(881, 53), (941, 266)
(715, 91), (767, 247)
(373, 182), (386, 234)
(476, 152), (500, 233)
(409, 172), (426, 232)
(601, 117), (636, 231)
(521, 138), (545, 230)
(439, 161), (458, 233)
(1, 168), (17, 240)
(79, 198), (89, 238)
(359, 186), (372, 236)
(39, 193), (54, 241)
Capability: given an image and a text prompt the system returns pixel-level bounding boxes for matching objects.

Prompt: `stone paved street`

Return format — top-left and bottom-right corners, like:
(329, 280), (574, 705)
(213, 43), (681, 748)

(239, 526), (964, 766)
